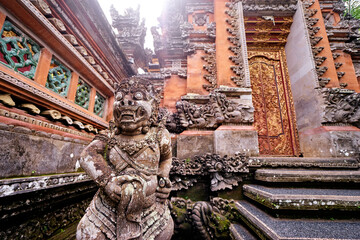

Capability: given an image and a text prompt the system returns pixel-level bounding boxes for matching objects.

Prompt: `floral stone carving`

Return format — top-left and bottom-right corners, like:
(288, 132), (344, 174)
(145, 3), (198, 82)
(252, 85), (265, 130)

(76, 77), (173, 240)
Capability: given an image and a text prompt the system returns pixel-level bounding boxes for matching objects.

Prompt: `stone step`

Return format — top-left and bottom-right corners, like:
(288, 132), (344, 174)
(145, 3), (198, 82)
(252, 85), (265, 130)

(243, 184), (360, 210)
(230, 223), (257, 240)
(235, 200), (360, 240)
(255, 169), (360, 183)
(249, 157), (359, 169)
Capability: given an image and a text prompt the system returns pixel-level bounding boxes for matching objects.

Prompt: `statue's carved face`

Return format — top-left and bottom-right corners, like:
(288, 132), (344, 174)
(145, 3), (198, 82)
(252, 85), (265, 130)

(113, 78), (157, 135)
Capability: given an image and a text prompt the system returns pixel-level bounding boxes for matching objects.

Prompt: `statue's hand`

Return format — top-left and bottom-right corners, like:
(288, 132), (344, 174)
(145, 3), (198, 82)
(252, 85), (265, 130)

(104, 177), (123, 202)
(156, 177), (172, 204)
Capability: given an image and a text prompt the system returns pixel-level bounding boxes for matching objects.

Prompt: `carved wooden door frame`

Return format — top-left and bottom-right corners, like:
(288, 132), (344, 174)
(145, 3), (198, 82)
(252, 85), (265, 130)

(248, 49), (300, 156)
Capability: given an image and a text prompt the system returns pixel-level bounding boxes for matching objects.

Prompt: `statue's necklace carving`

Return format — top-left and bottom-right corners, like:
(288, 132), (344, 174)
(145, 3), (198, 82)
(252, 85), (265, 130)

(112, 130), (157, 158)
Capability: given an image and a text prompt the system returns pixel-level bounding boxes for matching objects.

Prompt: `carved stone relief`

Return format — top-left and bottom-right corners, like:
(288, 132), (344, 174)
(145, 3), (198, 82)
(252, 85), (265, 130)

(174, 92), (254, 130)
(170, 197), (240, 240)
(171, 153), (249, 191)
(322, 88), (360, 128)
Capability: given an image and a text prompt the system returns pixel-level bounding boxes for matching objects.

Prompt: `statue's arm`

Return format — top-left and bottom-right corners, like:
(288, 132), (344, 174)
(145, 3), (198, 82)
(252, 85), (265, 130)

(80, 139), (113, 187)
(156, 129), (172, 203)
(158, 129), (172, 178)
(80, 139), (122, 202)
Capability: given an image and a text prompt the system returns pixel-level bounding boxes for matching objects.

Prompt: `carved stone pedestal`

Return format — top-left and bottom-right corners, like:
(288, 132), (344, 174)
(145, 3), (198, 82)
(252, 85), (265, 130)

(177, 130), (214, 159)
(214, 125), (259, 156)
(299, 126), (360, 157)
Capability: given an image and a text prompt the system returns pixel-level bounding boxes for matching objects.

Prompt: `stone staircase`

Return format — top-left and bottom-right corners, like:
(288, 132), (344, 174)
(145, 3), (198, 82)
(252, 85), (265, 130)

(230, 157), (360, 240)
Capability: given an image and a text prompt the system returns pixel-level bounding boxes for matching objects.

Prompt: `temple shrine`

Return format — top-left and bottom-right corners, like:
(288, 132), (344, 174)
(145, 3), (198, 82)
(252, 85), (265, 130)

(0, 0), (360, 239)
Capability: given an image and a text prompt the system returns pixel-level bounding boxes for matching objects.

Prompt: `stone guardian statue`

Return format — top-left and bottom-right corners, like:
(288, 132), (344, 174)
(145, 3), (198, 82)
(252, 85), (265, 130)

(76, 77), (173, 240)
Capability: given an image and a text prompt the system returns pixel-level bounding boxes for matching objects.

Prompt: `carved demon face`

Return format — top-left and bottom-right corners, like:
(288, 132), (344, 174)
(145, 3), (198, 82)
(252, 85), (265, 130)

(113, 77), (159, 135)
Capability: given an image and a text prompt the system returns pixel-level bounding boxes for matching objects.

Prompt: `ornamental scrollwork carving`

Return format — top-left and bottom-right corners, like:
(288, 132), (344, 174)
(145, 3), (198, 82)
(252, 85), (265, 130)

(322, 88), (360, 128)
(202, 44), (217, 91)
(225, 2), (247, 87)
(170, 153), (249, 191)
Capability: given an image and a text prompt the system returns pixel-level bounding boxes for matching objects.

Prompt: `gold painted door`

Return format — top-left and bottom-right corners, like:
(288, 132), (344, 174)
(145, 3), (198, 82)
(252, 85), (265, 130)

(249, 50), (299, 156)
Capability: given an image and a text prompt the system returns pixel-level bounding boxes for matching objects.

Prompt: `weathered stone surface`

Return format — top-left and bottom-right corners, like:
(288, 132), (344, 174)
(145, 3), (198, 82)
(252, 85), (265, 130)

(0, 175), (96, 240)
(299, 127), (360, 157)
(230, 223), (257, 240)
(243, 184), (360, 210)
(214, 125), (259, 156)
(0, 129), (85, 178)
(248, 156), (360, 168)
(235, 200), (360, 240)
(176, 131), (214, 159)
(255, 169), (360, 183)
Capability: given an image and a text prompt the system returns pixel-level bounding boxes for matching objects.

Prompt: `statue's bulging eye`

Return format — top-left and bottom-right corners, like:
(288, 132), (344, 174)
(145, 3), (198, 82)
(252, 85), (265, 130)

(134, 92), (143, 100)
(116, 92), (123, 101)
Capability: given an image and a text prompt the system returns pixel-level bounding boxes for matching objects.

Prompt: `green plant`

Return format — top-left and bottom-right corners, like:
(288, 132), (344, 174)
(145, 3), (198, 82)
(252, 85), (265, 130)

(343, 0), (360, 19)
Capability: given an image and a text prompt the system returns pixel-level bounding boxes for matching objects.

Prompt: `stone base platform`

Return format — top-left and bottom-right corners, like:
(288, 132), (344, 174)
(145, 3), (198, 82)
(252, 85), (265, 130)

(235, 200), (360, 240)
(214, 125), (259, 156)
(243, 184), (360, 210)
(255, 169), (360, 183)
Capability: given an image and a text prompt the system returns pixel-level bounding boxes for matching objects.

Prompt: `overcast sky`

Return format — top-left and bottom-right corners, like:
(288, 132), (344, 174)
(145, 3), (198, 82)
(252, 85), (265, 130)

(98, 0), (167, 50)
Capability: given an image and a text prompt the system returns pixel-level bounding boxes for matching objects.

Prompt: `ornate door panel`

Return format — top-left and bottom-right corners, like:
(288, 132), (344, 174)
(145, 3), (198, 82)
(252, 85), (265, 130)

(249, 50), (299, 156)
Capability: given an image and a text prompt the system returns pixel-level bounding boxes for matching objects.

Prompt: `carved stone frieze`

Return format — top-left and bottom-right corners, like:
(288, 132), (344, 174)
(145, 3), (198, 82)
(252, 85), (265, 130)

(175, 92), (254, 130)
(242, 0), (297, 16)
(171, 153), (249, 191)
(322, 88), (360, 127)
(161, 67), (187, 78)
(186, 3), (214, 14)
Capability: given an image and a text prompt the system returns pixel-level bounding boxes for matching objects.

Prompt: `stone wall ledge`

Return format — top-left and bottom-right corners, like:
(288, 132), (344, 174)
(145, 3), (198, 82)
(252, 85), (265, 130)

(0, 172), (90, 197)
(248, 157), (360, 169)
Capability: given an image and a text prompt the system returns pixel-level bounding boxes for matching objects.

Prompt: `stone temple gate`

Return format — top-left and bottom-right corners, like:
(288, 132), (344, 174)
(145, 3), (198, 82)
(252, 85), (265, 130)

(0, 0), (359, 239)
